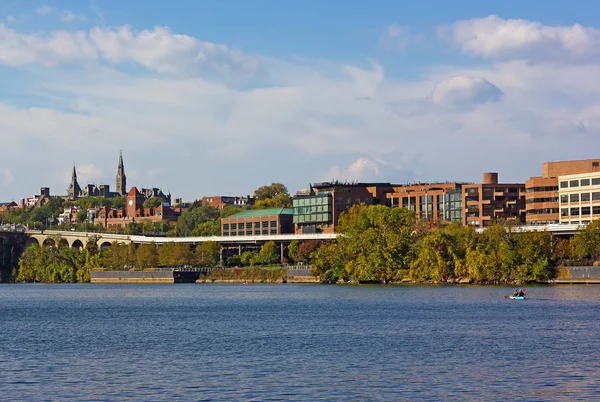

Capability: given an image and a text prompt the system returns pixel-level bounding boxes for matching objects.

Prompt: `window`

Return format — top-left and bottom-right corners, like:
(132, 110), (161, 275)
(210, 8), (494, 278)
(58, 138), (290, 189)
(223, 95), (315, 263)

(594, 162), (600, 167)
(581, 179), (590, 186)
(593, 206), (600, 215)
(593, 178), (600, 185)
(560, 181), (568, 188)
(238, 223), (244, 229)
(560, 195), (568, 203)
(561, 208), (569, 217)
(582, 207), (591, 215)
(262, 229), (268, 235)
(262, 221), (268, 228)
(593, 192), (600, 201)
(223, 224), (229, 230)
(570, 194), (579, 202)
(570, 180), (579, 188)
(570, 207), (580, 216)
(270, 221), (277, 227)
(581, 192), (590, 202)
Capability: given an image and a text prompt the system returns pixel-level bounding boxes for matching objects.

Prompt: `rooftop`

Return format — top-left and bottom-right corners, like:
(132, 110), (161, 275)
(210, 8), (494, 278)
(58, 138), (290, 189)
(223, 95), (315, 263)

(226, 208), (294, 219)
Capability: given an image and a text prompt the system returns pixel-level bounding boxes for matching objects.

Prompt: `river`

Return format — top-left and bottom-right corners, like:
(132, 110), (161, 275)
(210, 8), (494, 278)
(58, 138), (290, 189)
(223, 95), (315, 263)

(1, 284), (599, 401)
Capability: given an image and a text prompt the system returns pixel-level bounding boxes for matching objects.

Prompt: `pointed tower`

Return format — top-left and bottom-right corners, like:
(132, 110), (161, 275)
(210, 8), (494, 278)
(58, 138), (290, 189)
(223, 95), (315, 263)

(67, 165), (82, 200)
(116, 151), (127, 196)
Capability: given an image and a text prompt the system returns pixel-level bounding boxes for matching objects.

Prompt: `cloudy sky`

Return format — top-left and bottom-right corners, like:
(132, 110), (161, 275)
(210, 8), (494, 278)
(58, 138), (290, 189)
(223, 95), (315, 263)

(1, 0), (599, 202)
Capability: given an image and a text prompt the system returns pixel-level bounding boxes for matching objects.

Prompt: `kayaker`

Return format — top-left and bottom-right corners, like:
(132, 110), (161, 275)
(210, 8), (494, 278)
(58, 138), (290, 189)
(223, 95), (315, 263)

(518, 289), (525, 297)
(512, 289), (519, 297)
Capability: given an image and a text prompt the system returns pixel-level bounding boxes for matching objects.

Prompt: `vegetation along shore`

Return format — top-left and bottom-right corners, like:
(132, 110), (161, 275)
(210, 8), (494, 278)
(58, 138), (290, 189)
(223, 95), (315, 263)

(10, 204), (600, 284)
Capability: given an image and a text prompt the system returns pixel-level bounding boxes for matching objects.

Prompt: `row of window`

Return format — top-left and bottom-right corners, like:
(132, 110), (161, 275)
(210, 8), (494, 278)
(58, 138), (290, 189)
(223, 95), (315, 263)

(526, 186), (559, 193)
(293, 213), (332, 224)
(224, 229), (278, 236)
(294, 205), (331, 214)
(560, 192), (600, 203)
(560, 177), (600, 189)
(293, 195), (331, 207)
(561, 206), (600, 217)
(525, 197), (559, 204)
(223, 221), (277, 230)
(528, 208), (560, 215)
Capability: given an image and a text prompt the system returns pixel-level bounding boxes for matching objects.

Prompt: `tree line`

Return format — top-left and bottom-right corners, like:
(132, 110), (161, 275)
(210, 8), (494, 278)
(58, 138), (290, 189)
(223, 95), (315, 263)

(14, 203), (600, 284)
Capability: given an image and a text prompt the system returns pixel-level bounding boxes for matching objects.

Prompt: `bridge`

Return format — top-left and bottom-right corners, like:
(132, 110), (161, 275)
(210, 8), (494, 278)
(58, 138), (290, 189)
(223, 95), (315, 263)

(0, 223), (584, 251)
(3, 229), (337, 250)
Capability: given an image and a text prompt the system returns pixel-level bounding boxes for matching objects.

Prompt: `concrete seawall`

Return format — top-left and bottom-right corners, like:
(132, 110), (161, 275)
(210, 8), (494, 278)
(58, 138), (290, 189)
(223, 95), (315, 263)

(554, 266), (600, 284)
(91, 271), (174, 284)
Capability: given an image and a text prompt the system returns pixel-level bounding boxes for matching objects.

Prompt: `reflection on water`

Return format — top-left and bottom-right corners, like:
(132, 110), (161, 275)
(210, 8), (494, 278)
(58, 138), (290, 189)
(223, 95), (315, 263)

(1, 284), (600, 400)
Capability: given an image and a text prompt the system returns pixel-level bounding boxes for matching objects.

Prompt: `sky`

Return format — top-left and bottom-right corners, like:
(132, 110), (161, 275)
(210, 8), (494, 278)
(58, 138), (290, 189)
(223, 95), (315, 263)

(1, 0), (600, 202)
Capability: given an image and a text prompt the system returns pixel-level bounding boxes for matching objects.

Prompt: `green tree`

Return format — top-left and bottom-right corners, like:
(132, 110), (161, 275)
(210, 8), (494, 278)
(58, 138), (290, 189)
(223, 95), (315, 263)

(135, 243), (158, 268)
(259, 241), (280, 265)
(337, 204), (416, 283)
(143, 197), (163, 209)
(312, 242), (345, 283)
(195, 241), (220, 266)
(572, 220), (600, 260)
(253, 183), (292, 209)
(158, 243), (192, 267)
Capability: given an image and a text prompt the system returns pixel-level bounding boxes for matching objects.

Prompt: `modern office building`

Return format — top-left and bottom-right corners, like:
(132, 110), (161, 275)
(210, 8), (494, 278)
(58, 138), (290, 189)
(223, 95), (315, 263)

(526, 159), (600, 224)
(221, 208), (294, 236)
(462, 173), (526, 228)
(557, 172), (600, 225)
(387, 182), (464, 224)
(293, 182), (393, 234)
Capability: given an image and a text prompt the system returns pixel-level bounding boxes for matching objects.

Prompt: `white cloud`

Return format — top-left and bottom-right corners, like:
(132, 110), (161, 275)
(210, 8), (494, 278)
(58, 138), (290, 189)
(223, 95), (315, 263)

(431, 76), (503, 106)
(0, 24), (259, 76)
(76, 164), (103, 183)
(6, 15), (15, 23)
(36, 5), (55, 16)
(61, 10), (86, 22)
(381, 24), (413, 51)
(444, 15), (600, 64)
(1, 22), (600, 200)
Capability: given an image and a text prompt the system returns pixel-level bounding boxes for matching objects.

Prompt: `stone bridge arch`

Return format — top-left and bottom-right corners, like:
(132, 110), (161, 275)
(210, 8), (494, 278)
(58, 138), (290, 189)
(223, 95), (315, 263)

(72, 239), (85, 250)
(99, 241), (113, 251)
(43, 238), (56, 247)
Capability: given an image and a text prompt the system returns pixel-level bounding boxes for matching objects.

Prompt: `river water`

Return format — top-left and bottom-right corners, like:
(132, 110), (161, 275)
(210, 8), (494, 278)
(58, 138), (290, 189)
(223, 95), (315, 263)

(1, 284), (599, 401)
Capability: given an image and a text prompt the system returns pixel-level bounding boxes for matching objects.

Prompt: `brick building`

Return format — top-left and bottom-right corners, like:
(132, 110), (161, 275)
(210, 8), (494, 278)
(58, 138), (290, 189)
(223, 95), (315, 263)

(202, 195), (254, 209)
(462, 173), (526, 228)
(293, 182), (393, 234)
(0, 201), (17, 214)
(526, 159), (600, 225)
(387, 182), (464, 224)
(222, 208), (294, 236)
(94, 187), (179, 229)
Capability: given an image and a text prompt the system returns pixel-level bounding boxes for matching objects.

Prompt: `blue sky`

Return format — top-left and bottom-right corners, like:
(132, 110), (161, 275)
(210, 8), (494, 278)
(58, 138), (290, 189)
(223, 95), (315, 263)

(1, 1), (600, 201)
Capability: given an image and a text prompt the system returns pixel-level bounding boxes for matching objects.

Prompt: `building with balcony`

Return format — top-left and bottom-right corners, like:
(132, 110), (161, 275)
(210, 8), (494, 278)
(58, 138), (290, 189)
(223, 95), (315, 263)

(462, 173), (526, 228)
(387, 183), (464, 224)
(293, 182), (393, 234)
(526, 159), (600, 225)
(221, 208), (294, 236)
(558, 172), (600, 225)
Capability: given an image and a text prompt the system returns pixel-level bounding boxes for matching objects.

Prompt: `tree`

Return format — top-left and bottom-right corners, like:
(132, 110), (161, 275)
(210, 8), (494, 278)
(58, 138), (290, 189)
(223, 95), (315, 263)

(259, 241), (280, 265)
(143, 197), (163, 209)
(572, 220), (600, 260)
(253, 183), (292, 209)
(77, 210), (87, 223)
(293, 241), (320, 263)
(175, 205), (220, 236)
(312, 242), (345, 283)
(158, 243), (192, 267)
(337, 204), (416, 283)
(195, 241), (220, 266)
(136, 243), (158, 268)
(553, 238), (573, 260)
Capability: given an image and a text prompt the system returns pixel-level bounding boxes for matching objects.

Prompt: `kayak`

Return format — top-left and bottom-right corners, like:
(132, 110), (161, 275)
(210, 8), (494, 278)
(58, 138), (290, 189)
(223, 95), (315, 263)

(509, 296), (526, 300)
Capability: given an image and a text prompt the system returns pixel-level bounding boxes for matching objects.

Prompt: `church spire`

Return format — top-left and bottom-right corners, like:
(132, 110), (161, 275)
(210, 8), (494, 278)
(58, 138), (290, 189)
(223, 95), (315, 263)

(68, 164), (81, 200)
(116, 151), (127, 196)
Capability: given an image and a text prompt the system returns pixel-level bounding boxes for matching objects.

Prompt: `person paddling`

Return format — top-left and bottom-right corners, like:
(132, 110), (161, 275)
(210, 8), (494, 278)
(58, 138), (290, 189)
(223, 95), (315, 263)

(512, 289), (519, 297)
(518, 289), (525, 297)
